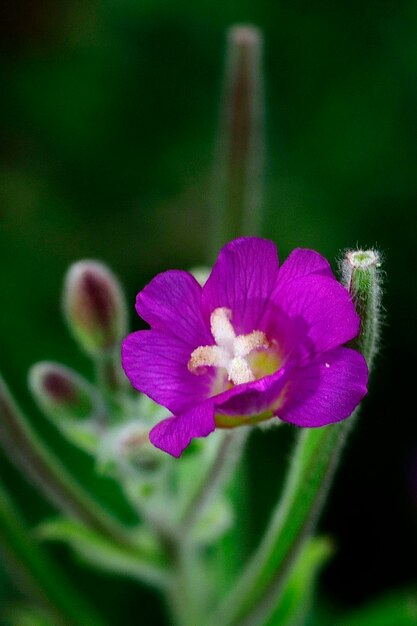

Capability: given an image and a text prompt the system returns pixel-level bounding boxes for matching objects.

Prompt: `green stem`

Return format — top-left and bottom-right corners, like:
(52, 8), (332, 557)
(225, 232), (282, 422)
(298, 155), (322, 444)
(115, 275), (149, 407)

(96, 350), (127, 395)
(166, 431), (248, 625)
(0, 481), (108, 626)
(167, 540), (204, 626)
(95, 351), (129, 421)
(209, 248), (382, 626)
(181, 431), (243, 532)
(210, 421), (354, 626)
(0, 373), (137, 547)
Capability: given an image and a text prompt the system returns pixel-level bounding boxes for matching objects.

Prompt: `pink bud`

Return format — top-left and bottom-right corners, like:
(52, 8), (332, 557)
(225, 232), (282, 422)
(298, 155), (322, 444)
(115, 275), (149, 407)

(29, 362), (97, 420)
(63, 260), (127, 356)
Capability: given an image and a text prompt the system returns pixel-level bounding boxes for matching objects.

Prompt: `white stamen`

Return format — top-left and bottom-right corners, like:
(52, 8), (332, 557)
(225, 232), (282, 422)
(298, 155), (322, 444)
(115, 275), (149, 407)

(188, 307), (268, 385)
(188, 345), (228, 371)
(228, 357), (255, 384)
(234, 330), (269, 357)
(210, 307), (235, 351)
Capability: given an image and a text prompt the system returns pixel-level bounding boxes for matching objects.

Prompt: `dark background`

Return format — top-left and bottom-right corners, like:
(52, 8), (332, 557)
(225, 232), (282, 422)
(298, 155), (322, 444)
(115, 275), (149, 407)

(1, 0), (416, 623)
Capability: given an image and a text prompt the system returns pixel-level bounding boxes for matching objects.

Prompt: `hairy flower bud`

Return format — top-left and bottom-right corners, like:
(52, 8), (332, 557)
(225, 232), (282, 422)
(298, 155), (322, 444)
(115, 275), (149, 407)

(29, 362), (98, 421)
(63, 260), (127, 357)
(211, 24), (265, 255)
(99, 422), (162, 475)
(29, 362), (103, 452)
(341, 249), (382, 367)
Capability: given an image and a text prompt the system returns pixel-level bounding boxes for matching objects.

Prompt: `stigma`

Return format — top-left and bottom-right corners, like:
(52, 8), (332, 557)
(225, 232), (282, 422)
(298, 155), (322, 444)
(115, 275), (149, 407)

(188, 307), (269, 385)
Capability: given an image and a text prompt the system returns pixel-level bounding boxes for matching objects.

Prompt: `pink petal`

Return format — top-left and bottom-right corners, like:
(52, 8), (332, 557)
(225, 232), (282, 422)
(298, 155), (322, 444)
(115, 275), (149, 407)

(279, 347), (368, 427)
(149, 400), (215, 457)
(121, 330), (213, 414)
(202, 237), (279, 334)
(273, 274), (360, 355)
(136, 270), (211, 347)
(215, 365), (291, 417)
(277, 248), (333, 286)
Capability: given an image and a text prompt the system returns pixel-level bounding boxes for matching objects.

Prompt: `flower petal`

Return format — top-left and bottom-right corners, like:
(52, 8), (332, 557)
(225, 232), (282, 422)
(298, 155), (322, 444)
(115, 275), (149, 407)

(273, 274), (360, 355)
(215, 365), (291, 417)
(278, 248), (333, 286)
(121, 330), (213, 414)
(279, 347), (368, 427)
(202, 237), (279, 333)
(149, 400), (215, 457)
(136, 270), (211, 347)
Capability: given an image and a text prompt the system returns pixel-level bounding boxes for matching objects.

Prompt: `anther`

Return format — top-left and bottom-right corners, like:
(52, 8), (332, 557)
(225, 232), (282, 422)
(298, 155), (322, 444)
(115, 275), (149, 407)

(188, 308), (268, 385)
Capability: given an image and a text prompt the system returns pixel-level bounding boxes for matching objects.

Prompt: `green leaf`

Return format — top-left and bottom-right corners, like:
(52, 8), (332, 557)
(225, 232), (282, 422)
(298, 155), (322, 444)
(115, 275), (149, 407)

(37, 518), (170, 588)
(0, 483), (107, 626)
(4, 605), (57, 626)
(265, 536), (333, 626)
(0, 374), (138, 543)
(335, 590), (417, 626)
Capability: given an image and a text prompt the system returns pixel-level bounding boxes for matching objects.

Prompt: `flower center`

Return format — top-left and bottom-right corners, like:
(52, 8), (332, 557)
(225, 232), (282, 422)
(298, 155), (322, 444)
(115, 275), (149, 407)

(188, 307), (269, 385)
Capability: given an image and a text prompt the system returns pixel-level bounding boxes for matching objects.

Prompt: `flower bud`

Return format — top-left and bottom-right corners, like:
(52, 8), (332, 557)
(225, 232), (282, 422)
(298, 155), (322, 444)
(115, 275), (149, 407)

(63, 260), (127, 357)
(341, 249), (382, 366)
(211, 24), (265, 255)
(29, 362), (98, 421)
(98, 422), (162, 476)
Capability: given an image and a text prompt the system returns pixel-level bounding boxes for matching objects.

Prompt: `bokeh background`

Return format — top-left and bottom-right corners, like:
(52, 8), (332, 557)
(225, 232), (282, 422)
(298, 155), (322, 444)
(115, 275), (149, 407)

(1, 1), (416, 623)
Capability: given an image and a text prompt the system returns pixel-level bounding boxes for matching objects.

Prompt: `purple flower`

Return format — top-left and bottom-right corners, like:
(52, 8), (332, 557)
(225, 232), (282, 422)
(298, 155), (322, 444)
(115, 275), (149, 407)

(122, 238), (368, 457)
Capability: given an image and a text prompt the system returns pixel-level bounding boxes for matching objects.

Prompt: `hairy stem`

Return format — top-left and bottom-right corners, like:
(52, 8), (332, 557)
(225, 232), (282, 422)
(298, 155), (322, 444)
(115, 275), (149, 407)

(166, 540), (205, 626)
(210, 421), (354, 626)
(181, 430), (244, 531)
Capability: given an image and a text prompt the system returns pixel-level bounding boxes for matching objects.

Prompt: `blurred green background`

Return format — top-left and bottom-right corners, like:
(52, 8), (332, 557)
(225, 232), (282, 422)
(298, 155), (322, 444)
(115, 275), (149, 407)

(1, 0), (416, 623)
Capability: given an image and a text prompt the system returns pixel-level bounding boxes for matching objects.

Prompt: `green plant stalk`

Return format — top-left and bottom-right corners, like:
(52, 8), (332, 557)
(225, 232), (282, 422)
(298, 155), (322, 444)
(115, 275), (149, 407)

(0, 373), (136, 547)
(95, 349), (129, 398)
(264, 536), (333, 626)
(0, 482), (108, 626)
(166, 540), (205, 626)
(163, 432), (244, 626)
(209, 249), (382, 626)
(210, 422), (354, 626)
(181, 430), (245, 532)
